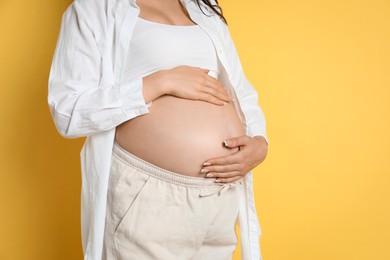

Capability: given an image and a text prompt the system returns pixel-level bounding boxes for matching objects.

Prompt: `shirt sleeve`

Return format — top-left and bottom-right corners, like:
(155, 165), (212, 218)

(47, 3), (151, 139)
(217, 16), (269, 146)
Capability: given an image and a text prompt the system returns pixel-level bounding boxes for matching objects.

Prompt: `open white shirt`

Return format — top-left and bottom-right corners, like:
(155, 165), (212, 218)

(48, 0), (269, 259)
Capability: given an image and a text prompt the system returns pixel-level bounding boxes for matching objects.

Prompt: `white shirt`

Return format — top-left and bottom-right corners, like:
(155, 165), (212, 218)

(47, 0), (269, 259)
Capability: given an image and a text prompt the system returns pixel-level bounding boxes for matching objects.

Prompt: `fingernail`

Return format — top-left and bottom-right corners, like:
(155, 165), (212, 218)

(206, 173), (214, 177)
(214, 179), (221, 182)
(201, 168), (209, 173)
(223, 140), (229, 146)
(203, 162), (211, 166)
(221, 101), (227, 106)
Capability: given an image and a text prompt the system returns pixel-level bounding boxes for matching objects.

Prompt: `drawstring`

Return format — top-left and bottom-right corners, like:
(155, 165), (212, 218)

(198, 181), (242, 197)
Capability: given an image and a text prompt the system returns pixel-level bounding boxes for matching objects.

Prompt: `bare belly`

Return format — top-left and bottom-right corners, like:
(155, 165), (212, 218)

(115, 94), (246, 177)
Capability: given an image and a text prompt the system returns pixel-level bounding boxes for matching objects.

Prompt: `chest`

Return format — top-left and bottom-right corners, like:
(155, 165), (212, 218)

(122, 17), (219, 82)
(98, 1), (231, 84)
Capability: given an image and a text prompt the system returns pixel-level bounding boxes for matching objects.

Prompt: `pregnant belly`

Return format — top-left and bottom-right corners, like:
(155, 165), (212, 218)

(115, 95), (246, 177)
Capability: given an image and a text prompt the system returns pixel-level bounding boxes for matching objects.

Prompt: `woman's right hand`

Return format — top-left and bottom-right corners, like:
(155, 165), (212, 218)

(150, 65), (233, 106)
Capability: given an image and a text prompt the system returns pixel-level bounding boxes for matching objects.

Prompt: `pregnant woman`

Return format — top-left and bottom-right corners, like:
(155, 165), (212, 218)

(48, 0), (269, 259)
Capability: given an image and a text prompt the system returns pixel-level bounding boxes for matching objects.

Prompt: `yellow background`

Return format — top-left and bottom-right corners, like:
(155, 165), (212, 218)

(1, 0), (389, 259)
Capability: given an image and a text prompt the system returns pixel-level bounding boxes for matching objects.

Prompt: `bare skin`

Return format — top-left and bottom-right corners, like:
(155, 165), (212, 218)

(135, 0), (198, 26)
(116, 0), (268, 181)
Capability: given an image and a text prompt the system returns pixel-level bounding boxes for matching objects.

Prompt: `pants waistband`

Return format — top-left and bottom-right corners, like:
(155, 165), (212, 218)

(112, 141), (242, 196)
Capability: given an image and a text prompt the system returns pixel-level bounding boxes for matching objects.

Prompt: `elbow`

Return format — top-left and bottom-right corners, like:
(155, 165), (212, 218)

(52, 113), (80, 139)
(48, 101), (81, 139)
(56, 125), (80, 139)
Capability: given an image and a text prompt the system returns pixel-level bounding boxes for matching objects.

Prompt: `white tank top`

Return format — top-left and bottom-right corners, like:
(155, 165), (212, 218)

(122, 16), (220, 83)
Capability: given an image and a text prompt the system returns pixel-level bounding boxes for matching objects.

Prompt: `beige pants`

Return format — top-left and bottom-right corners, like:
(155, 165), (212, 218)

(103, 141), (243, 260)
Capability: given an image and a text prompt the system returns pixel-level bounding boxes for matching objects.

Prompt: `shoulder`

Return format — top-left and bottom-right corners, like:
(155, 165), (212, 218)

(61, 0), (112, 37)
(61, 0), (108, 25)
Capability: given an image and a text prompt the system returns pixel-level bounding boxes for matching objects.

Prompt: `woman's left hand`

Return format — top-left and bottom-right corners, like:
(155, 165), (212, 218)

(201, 135), (268, 183)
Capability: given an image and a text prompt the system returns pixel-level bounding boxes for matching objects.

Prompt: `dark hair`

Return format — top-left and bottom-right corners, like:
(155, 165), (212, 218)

(195, 0), (228, 25)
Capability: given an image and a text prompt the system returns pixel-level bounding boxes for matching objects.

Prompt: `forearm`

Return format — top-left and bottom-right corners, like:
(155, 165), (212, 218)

(142, 70), (170, 104)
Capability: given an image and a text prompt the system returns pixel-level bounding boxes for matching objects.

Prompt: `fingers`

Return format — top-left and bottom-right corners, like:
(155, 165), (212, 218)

(215, 175), (243, 183)
(174, 66), (232, 105)
(193, 92), (226, 106)
(199, 74), (232, 104)
(201, 163), (244, 184)
(207, 171), (241, 179)
(201, 163), (242, 174)
(192, 66), (210, 74)
(203, 152), (242, 166)
(224, 136), (251, 148)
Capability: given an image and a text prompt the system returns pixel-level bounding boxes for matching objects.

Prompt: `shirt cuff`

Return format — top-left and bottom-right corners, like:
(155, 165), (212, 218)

(118, 76), (150, 112)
